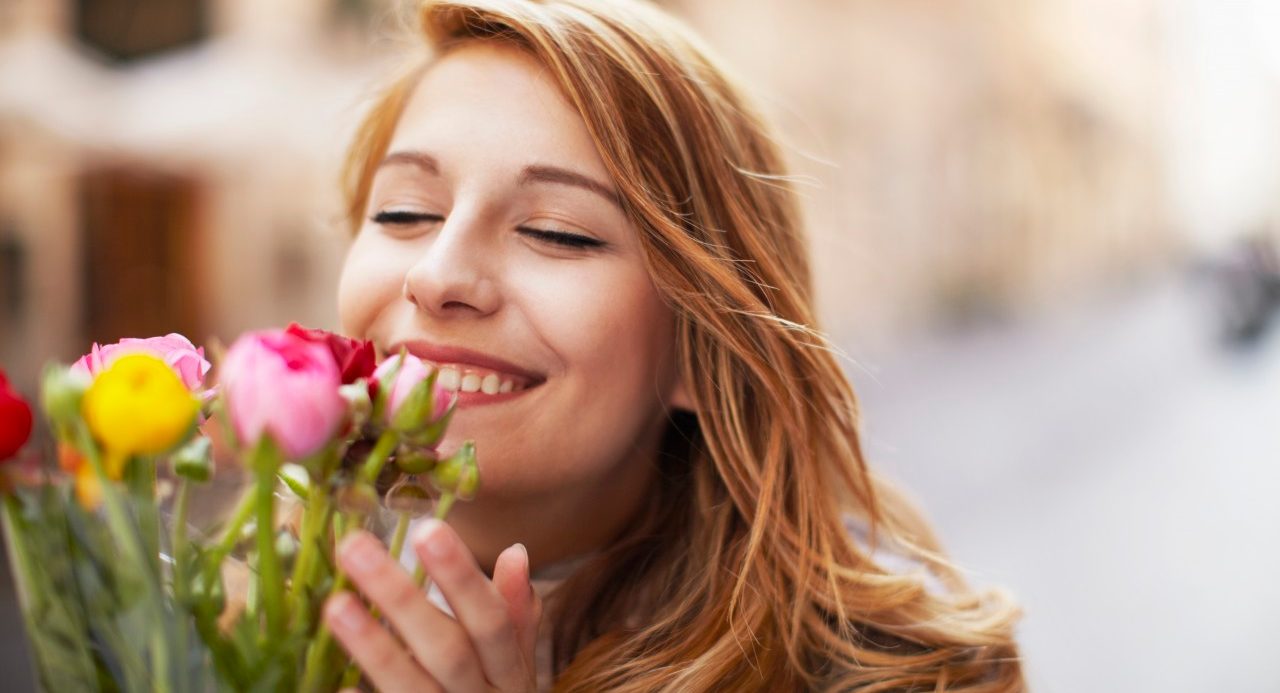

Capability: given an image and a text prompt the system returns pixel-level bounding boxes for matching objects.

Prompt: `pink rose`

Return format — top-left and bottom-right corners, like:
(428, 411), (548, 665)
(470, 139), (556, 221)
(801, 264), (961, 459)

(220, 330), (345, 460)
(72, 333), (211, 392)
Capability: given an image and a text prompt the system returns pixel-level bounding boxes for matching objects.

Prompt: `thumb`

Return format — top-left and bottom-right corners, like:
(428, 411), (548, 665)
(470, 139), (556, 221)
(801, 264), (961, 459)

(494, 543), (543, 665)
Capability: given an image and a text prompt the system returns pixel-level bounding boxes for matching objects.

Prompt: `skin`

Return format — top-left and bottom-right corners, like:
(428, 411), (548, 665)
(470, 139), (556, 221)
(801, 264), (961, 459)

(331, 42), (694, 690)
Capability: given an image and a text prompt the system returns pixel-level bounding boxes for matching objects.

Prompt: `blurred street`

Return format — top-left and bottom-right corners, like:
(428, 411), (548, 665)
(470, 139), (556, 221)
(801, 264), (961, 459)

(851, 270), (1280, 692)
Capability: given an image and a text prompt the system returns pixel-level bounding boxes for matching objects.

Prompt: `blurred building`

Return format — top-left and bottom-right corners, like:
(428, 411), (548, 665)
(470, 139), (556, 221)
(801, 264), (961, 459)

(0, 0), (402, 392)
(675, 0), (1178, 343)
(2, 0), (1276, 391)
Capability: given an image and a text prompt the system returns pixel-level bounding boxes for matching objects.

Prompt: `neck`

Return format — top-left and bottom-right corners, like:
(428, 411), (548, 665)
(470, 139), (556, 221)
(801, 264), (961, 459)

(444, 428), (664, 576)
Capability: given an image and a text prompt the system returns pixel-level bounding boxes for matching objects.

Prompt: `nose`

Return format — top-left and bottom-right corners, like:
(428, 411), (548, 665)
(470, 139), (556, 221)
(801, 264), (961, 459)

(402, 212), (501, 318)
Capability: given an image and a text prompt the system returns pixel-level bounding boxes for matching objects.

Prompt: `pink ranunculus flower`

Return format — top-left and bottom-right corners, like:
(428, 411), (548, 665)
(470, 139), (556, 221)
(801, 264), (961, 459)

(72, 333), (211, 392)
(220, 329), (346, 460)
(373, 353), (453, 427)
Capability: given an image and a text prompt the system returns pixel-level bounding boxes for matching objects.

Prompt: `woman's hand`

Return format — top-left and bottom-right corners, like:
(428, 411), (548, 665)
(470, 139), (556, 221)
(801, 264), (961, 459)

(324, 520), (543, 692)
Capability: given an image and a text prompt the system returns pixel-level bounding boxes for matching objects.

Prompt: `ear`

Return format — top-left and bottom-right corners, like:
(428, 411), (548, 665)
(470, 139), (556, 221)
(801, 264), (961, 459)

(667, 374), (697, 414)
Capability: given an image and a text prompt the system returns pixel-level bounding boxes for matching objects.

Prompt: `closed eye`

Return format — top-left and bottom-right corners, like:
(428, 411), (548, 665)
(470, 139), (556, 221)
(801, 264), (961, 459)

(370, 210), (606, 250)
(517, 227), (606, 249)
(371, 210), (443, 225)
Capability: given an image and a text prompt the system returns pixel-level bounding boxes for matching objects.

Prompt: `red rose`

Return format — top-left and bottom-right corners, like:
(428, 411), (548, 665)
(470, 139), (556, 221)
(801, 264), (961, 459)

(0, 369), (34, 462)
(284, 323), (376, 385)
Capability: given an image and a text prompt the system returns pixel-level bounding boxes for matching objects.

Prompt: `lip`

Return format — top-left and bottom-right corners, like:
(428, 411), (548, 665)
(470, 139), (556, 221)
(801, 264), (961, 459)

(385, 340), (547, 386)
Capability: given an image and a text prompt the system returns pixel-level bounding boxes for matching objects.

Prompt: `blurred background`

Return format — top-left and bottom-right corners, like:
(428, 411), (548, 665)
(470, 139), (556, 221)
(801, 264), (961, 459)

(2, 0), (1279, 690)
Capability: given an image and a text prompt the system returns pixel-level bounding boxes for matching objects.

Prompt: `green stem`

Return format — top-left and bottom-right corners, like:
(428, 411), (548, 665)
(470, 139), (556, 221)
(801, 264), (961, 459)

(252, 441), (285, 645)
(358, 430), (398, 486)
(287, 480), (329, 629)
(299, 513), (352, 693)
(201, 485), (256, 586)
(171, 479), (191, 599)
(125, 459), (161, 578)
(301, 434), (405, 692)
(2, 494), (101, 688)
(387, 510), (412, 564)
(433, 490), (458, 521)
(73, 427), (173, 693)
(413, 491), (457, 590)
(171, 479), (191, 693)
(338, 658), (362, 690)
(124, 456), (178, 692)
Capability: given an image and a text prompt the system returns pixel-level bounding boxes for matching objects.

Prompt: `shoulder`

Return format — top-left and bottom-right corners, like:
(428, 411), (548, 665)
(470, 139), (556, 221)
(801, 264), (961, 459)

(841, 512), (951, 596)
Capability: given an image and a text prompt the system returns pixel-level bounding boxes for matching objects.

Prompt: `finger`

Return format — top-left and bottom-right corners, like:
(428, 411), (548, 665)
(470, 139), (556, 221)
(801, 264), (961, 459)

(492, 542), (542, 662)
(324, 591), (440, 693)
(337, 531), (489, 692)
(414, 519), (528, 690)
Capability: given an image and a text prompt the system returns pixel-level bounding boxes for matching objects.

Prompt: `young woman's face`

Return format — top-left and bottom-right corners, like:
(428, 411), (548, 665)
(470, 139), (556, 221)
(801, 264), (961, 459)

(338, 43), (687, 504)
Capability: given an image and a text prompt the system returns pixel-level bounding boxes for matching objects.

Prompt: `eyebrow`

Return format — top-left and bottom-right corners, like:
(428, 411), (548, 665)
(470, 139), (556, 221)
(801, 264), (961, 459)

(378, 150), (622, 210)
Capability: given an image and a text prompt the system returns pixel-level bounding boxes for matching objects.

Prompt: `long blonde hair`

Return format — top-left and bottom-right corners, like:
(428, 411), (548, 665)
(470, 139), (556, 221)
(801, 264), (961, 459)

(342, 1), (1025, 689)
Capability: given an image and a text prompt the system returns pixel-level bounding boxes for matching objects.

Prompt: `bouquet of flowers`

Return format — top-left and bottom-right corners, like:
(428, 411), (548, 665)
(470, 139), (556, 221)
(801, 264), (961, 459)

(0, 325), (477, 692)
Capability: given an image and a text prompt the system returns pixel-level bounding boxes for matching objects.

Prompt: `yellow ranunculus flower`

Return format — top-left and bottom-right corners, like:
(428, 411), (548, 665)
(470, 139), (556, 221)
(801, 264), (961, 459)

(81, 353), (199, 470)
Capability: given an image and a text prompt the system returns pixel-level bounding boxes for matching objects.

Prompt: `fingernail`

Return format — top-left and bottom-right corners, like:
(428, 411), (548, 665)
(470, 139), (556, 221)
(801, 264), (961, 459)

(327, 593), (363, 632)
(514, 542), (529, 574)
(414, 518), (449, 558)
(515, 543), (532, 592)
(340, 533), (380, 574)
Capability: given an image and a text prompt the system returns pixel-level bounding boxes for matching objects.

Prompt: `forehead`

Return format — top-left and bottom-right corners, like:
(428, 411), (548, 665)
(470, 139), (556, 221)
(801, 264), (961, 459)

(389, 42), (609, 179)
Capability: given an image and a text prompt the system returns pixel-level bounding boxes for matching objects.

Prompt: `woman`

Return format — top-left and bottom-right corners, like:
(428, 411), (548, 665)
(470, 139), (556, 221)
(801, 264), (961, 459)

(324, 0), (1025, 690)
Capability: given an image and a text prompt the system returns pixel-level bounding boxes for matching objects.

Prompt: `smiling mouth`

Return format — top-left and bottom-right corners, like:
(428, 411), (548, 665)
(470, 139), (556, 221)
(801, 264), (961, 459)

(383, 341), (547, 400)
(427, 362), (537, 395)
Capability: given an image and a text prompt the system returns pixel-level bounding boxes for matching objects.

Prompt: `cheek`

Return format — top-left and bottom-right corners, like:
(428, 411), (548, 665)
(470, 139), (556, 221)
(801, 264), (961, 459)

(337, 233), (409, 338)
(521, 260), (675, 402)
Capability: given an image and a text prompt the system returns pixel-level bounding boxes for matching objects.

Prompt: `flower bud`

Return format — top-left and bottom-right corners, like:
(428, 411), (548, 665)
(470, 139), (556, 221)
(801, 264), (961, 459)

(278, 463), (310, 500)
(38, 364), (88, 435)
(403, 406), (454, 450)
(221, 330), (345, 461)
(385, 478), (434, 515)
(339, 380), (373, 428)
(371, 352), (407, 423)
(172, 436), (214, 482)
(374, 354), (454, 444)
(274, 530), (298, 560)
(394, 446), (438, 475)
(429, 441), (478, 500)
(190, 571), (226, 615)
(334, 484), (379, 516)
(456, 464), (479, 501)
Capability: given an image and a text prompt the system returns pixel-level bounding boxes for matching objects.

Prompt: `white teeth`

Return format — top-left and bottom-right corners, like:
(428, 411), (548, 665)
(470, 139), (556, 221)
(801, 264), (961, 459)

(423, 361), (529, 396)
(437, 367), (461, 392)
(460, 373), (481, 393)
